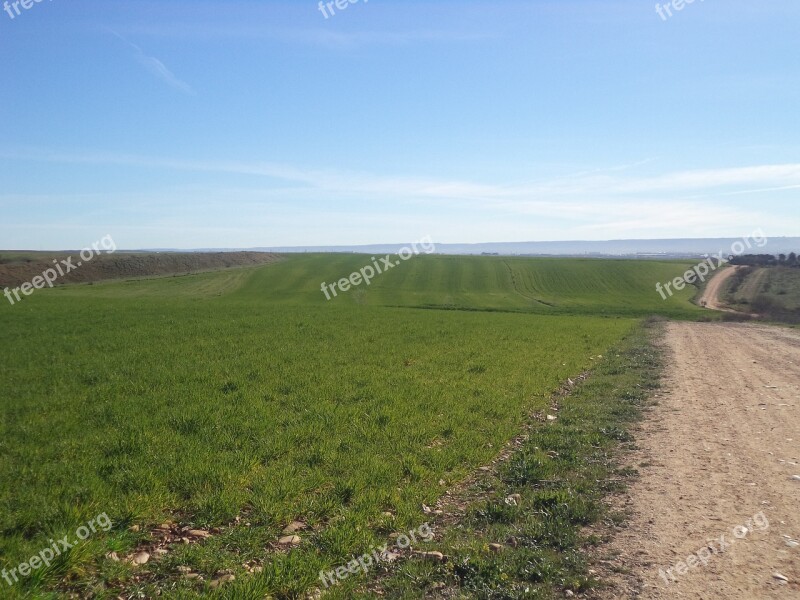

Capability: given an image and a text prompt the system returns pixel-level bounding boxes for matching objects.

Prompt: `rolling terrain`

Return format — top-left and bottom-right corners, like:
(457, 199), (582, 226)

(0, 254), (704, 598)
(722, 266), (800, 322)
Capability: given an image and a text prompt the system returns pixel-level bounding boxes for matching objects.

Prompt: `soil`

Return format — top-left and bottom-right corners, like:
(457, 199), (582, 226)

(593, 321), (800, 599)
(698, 266), (738, 311)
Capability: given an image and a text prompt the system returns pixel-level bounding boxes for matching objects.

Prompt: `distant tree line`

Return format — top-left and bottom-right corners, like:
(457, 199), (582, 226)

(729, 252), (798, 267)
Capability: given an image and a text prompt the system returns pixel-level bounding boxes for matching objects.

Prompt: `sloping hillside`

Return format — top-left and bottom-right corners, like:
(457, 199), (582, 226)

(0, 251), (282, 288)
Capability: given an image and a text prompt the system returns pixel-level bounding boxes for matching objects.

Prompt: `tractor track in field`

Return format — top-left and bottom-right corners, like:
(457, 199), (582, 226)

(502, 260), (555, 307)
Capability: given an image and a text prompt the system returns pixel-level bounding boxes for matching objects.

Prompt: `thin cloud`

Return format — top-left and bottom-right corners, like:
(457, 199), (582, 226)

(2, 149), (800, 238)
(114, 23), (495, 47)
(272, 29), (496, 48)
(5, 149), (800, 200)
(107, 29), (195, 95)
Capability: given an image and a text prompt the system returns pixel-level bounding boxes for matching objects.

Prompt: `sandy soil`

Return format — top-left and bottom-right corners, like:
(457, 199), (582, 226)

(595, 322), (800, 598)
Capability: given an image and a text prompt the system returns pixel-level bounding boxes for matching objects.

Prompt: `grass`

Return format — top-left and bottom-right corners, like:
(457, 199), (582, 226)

(51, 253), (703, 318)
(253, 254), (703, 317)
(341, 322), (662, 599)
(0, 254), (695, 598)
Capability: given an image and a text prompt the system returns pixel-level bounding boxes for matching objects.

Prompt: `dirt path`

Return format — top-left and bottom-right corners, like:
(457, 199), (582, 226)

(698, 265), (738, 311)
(596, 322), (800, 599)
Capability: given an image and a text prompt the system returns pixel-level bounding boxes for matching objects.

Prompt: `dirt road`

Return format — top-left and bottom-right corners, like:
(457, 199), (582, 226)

(597, 322), (800, 598)
(698, 266), (738, 311)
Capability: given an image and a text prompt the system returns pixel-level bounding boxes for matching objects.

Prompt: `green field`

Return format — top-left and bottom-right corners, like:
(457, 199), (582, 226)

(0, 254), (701, 598)
(47, 254), (702, 317)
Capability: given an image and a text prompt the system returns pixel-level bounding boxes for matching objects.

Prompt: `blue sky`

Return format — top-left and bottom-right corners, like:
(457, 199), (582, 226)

(1, 0), (798, 250)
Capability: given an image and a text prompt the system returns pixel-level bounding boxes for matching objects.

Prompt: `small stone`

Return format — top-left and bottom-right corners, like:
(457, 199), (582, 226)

(505, 494), (522, 506)
(188, 529), (211, 538)
(547, 415), (557, 421)
(177, 566), (192, 573)
(773, 572), (789, 583)
(183, 573), (202, 580)
(278, 535), (301, 545)
(381, 512), (394, 518)
(380, 551), (401, 563)
(252, 565), (263, 573)
(282, 521), (306, 535)
(106, 551), (120, 562)
(209, 574), (235, 588)
(785, 540), (799, 548)
(129, 525), (140, 533)
(791, 475), (800, 482)
(488, 543), (503, 553)
(130, 551), (150, 566)
(416, 551), (446, 562)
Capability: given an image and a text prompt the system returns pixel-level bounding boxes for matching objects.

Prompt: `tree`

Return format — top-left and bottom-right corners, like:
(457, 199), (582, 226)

(778, 253), (787, 264)
(789, 252), (798, 266)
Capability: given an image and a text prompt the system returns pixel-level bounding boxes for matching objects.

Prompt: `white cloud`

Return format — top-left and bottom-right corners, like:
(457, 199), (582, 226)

(108, 29), (195, 95)
(2, 149), (799, 243)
